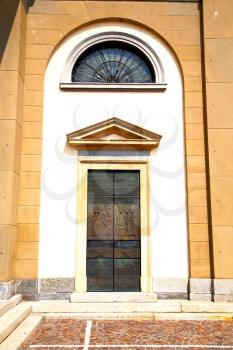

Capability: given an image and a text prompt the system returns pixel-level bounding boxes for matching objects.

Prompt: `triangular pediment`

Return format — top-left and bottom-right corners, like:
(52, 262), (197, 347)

(67, 117), (162, 150)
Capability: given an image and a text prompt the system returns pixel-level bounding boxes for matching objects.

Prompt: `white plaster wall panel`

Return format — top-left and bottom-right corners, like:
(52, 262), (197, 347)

(39, 22), (188, 281)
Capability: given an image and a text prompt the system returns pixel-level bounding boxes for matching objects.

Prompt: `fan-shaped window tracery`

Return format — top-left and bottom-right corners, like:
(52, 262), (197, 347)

(60, 32), (167, 90)
(72, 42), (155, 84)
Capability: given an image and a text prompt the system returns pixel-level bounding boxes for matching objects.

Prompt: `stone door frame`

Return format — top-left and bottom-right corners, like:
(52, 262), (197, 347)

(75, 159), (152, 292)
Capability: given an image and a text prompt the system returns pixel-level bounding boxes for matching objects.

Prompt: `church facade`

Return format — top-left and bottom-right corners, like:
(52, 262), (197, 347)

(0, 0), (232, 301)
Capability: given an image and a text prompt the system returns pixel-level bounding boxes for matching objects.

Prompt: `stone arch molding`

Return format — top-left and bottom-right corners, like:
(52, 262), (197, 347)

(60, 31), (167, 90)
(40, 20), (188, 287)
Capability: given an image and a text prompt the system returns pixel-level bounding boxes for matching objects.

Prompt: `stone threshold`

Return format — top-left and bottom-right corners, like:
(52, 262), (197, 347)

(71, 292), (157, 303)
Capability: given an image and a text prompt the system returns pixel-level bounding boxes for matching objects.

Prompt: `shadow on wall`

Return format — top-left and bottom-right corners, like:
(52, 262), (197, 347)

(0, 0), (35, 62)
(27, 0), (35, 7)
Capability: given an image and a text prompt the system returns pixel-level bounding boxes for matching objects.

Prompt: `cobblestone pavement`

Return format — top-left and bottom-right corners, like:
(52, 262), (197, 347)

(23, 318), (233, 350)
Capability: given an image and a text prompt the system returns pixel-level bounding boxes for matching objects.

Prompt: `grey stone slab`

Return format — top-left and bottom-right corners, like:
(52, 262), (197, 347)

(23, 294), (39, 301)
(15, 279), (38, 295)
(0, 281), (15, 300)
(182, 301), (233, 313)
(157, 293), (188, 300)
(79, 150), (150, 157)
(39, 293), (71, 300)
(189, 293), (212, 301)
(214, 279), (233, 295)
(39, 278), (75, 293)
(153, 278), (188, 293)
(189, 278), (212, 294)
(214, 294), (233, 302)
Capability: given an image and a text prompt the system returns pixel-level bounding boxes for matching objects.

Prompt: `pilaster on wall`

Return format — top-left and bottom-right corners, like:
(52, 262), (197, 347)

(0, 0), (26, 297)
(202, 0), (233, 299)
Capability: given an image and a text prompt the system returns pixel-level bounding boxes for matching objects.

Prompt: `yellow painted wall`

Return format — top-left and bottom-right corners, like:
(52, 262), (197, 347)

(15, 0), (210, 279)
(0, 0), (214, 281)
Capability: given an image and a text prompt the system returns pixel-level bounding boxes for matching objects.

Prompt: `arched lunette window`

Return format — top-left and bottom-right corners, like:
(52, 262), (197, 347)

(72, 41), (155, 84)
(60, 32), (167, 91)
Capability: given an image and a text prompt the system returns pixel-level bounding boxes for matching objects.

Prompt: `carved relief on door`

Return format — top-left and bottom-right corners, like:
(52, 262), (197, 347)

(86, 170), (141, 292)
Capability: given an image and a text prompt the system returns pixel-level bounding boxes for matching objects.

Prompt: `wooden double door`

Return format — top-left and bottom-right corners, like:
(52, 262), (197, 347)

(87, 170), (141, 292)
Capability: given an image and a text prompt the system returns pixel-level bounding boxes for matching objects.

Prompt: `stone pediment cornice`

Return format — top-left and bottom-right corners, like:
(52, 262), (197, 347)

(67, 117), (162, 150)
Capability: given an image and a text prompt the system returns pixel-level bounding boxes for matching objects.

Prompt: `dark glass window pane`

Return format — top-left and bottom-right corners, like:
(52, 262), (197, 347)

(114, 171), (139, 186)
(88, 170), (113, 180)
(114, 187), (140, 196)
(88, 170), (113, 196)
(72, 41), (155, 84)
(88, 186), (113, 197)
(114, 259), (140, 277)
(114, 240), (140, 258)
(114, 171), (140, 196)
(87, 277), (113, 292)
(114, 277), (140, 292)
(87, 240), (113, 258)
(87, 258), (113, 277)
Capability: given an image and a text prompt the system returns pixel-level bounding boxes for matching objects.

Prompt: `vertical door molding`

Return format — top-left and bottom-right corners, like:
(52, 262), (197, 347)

(75, 159), (152, 292)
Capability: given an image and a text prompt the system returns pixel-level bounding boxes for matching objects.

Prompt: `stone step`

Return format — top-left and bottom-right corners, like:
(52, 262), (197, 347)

(0, 314), (42, 350)
(0, 295), (22, 317)
(181, 301), (233, 313)
(40, 312), (233, 321)
(32, 301), (180, 313)
(32, 300), (233, 314)
(45, 312), (155, 320)
(71, 292), (157, 303)
(0, 302), (32, 344)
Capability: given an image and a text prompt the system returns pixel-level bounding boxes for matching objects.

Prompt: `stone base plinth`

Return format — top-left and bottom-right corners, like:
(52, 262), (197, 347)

(0, 281), (15, 300)
(214, 295), (233, 302)
(153, 278), (188, 299)
(15, 279), (38, 301)
(189, 293), (212, 301)
(213, 279), (233, 302)
(189, 278), (212, 301)
(1, 278), (233, 302)
(38, 278), (74, 300)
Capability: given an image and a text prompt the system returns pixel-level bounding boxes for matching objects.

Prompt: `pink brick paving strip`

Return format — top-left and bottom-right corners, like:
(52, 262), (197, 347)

(28, 345), (233, 349)
(23, 319), (233, 350)
(26, 346), (233, 350)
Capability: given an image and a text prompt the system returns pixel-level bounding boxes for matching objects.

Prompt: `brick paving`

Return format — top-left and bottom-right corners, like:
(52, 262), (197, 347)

(23, 318), (233, 350)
